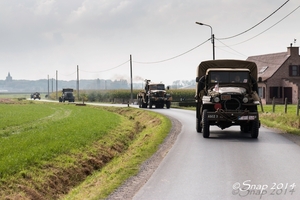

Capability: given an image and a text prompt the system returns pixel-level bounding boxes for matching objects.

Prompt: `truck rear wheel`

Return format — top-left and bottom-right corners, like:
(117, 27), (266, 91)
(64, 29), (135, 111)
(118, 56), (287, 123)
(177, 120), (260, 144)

(202, 109), (210, 138)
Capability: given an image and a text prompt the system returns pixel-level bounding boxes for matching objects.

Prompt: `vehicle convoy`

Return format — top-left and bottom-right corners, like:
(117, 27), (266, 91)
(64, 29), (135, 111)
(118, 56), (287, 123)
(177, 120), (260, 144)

(195, 60), (261, 138)
(137, 79), (172, 109)
(59, 88), (75, 102)
(31, 92), (41, 100)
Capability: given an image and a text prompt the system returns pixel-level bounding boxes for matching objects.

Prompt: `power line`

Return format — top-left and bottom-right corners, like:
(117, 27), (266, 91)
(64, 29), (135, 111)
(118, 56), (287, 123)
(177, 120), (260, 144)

(133, 39), (210, 64)
(217, 0), (290, 40)
(218, 5), (300, 47)
(79, 60), (130, 73)
(60, 71), (77, 77)
(215, 39), (248, 58)
(216, 38), (291, 66)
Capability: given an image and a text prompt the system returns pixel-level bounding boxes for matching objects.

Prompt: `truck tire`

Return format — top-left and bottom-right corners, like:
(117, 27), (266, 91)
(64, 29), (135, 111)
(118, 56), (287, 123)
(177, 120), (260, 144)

(149, 100), (153, 109)
(202, 109), (210, 138)
(142, 102), (147, 108)
(196, 117), (202, 133)
(251, 119), (259, 138)
(166, 101), (171, 109)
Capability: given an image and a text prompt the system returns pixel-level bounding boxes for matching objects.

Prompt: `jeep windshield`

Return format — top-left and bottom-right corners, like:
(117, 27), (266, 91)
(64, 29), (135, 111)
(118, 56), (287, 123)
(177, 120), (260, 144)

(149, 84), (165, 90)
(209, 71), (249, 84)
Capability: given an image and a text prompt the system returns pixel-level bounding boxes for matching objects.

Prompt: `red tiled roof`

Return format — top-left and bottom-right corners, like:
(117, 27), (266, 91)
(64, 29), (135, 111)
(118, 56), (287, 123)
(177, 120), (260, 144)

(246, 52), (289, 81)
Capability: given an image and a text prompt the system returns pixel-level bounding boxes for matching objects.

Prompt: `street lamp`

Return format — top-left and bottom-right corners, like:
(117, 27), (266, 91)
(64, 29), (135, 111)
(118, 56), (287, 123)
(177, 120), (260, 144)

(196, 22), (215, 60)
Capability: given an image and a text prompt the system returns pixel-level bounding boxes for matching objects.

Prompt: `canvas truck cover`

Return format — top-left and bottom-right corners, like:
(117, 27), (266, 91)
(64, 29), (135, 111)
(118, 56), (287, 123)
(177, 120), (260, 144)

(197, 60), (258, 81)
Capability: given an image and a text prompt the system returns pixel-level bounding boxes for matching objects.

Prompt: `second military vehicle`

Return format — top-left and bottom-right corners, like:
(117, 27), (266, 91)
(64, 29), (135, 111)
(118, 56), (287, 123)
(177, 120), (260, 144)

(137, 79), (172, 109)
(59, 88), (75, 102)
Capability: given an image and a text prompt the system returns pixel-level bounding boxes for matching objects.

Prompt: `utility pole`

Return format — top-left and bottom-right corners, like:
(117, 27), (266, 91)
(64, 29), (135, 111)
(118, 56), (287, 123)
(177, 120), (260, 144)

(77, 65), (79, 101)
(130, 55), (133, 104)
(47, 75), (49, 99)
(56, 70), (58, 100)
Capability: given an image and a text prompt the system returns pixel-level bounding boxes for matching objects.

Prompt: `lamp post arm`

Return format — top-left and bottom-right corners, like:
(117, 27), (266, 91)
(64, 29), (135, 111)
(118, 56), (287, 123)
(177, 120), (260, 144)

(195, 21), (215, 60)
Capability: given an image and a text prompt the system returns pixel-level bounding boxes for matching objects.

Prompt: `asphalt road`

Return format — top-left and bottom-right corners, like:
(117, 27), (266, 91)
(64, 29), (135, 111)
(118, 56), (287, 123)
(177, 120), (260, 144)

(132, 108), (300, 200)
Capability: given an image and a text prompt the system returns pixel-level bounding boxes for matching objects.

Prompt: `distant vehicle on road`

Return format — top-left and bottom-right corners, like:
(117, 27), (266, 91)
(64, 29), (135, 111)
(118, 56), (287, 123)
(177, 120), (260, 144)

(137, 79), (172, 109)
(59, 88), (75, 102)
(31, 92), (41, 100)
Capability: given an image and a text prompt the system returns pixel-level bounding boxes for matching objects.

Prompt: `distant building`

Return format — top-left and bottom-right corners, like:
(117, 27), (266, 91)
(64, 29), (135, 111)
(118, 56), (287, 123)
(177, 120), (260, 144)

(5, 72), (12, 82)
(247, 44), (300, 104)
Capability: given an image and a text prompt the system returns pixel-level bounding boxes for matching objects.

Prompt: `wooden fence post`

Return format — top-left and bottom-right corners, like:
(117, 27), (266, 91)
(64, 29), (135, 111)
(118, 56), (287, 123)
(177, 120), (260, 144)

(284, 98), (287, 114)
(272, 97), (275, 113)
(297, 99), (300, 116)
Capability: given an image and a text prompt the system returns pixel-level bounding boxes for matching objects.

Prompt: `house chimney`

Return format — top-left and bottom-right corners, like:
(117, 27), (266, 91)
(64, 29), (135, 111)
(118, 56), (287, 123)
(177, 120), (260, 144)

(287, 44), (299, 56)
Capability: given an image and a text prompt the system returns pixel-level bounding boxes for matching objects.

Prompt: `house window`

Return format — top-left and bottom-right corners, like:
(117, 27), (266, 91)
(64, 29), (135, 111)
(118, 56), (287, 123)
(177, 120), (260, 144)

(269, 87), (282, 99)
(289, 65), (300, 76)
(259, 66), (268, 74)
(258, 87), (265, 98)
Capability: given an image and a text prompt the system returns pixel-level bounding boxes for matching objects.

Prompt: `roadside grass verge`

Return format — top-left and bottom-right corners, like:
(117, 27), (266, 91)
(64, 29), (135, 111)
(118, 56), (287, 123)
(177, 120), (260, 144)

(0, 100), (171, 200)
(62, 108), (171, 200)
(259, 104), (300, 135)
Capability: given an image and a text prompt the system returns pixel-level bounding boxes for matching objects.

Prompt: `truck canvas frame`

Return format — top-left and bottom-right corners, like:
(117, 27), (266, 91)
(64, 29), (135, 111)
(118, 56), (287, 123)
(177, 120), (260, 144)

(195, 60), (261, 138)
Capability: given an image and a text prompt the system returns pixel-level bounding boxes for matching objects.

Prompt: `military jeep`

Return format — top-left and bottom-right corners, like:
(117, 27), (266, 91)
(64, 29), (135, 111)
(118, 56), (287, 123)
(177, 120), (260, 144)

(195, 60), (261, 138)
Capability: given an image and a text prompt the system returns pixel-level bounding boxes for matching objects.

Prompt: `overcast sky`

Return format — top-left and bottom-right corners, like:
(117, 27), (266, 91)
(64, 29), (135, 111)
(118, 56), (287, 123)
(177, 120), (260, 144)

(1, 0), (299, 85)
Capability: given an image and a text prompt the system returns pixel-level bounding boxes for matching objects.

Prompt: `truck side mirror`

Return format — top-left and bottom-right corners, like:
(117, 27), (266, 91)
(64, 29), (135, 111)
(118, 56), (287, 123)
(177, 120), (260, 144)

(167, 86), (170, 90)
(196, 77), (200, 82)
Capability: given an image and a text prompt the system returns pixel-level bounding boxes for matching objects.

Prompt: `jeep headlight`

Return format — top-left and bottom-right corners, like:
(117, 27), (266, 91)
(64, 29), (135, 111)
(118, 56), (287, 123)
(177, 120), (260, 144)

(243, 97), (249, 103)
(213, 96), (220, 103)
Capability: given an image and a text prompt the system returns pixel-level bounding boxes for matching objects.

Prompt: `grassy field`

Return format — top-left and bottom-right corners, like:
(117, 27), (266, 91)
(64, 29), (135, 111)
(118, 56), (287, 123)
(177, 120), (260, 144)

(0, 101), (119, 178)
(0, 99), (171, 199)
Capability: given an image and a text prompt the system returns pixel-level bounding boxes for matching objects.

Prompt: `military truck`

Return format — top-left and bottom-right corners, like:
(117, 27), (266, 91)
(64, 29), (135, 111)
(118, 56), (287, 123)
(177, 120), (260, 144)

(137, 79), (172, 109)
(195, 60), (261, 138)
(59, 88), (75, 102)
